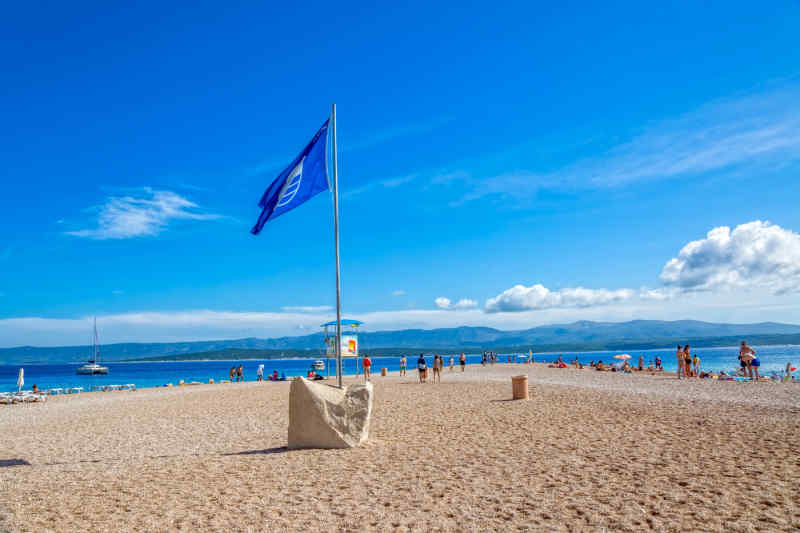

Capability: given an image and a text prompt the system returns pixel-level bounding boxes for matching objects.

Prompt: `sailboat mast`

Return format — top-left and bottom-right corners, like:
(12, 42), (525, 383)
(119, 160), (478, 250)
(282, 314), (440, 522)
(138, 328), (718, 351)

(93, 317), (99, 363)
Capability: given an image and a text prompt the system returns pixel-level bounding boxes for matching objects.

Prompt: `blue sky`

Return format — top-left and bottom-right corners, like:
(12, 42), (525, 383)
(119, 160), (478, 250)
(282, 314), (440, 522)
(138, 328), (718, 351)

(2, 1), (800, 346)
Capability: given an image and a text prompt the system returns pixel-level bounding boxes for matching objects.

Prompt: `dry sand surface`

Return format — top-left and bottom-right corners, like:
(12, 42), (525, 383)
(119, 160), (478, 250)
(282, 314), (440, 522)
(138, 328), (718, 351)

(1, 364), (799, 532)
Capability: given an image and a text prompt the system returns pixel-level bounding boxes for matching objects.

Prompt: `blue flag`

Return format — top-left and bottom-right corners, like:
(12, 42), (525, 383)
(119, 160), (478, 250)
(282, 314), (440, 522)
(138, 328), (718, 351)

(251, 119), (330, 234)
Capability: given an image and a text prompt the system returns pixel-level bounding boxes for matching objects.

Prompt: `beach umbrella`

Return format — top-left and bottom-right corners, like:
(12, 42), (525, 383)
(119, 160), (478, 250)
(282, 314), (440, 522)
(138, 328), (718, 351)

(17, 368), (24, 392)
(613, 354), (632, 360)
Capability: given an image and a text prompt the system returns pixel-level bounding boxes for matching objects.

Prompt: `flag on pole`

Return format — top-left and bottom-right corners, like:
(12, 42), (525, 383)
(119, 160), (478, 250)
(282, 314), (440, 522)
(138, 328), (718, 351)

(251, 119), (330, 234)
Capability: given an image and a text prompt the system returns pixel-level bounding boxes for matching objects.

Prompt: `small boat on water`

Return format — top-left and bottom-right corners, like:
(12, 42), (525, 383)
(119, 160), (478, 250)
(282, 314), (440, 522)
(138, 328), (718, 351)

(312, 360), (325, 371)
(77, 318), (108, 375)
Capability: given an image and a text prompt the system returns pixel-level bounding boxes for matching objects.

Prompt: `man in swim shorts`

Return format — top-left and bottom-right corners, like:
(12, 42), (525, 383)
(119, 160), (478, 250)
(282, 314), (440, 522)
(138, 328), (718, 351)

(417, 354), (427, 383)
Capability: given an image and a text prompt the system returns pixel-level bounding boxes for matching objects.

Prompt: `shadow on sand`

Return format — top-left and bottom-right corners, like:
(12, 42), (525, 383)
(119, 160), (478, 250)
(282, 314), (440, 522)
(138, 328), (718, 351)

(223, 446), (289, 456)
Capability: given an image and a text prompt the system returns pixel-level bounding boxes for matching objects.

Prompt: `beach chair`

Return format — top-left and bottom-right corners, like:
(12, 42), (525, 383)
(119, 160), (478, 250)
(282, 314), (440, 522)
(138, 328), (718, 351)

(0, 393), (13, 405)
(68, 387), (83, 394)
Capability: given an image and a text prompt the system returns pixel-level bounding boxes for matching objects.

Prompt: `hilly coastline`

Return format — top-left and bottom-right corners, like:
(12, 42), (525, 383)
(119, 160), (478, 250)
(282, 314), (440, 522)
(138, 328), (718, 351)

(2, 320), (800, 364)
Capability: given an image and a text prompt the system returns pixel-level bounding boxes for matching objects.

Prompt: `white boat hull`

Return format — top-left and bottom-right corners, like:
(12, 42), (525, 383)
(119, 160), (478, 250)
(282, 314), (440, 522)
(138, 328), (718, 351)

(77, 365), (108, 375)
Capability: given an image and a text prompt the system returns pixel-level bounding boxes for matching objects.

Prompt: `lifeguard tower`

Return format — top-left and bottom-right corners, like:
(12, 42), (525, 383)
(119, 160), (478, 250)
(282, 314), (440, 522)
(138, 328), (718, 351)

(321, 319), (363, 379)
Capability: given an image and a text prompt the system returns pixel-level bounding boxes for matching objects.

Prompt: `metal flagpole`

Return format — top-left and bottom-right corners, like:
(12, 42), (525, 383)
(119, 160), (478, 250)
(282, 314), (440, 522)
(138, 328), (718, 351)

(331, 104), (343, 388)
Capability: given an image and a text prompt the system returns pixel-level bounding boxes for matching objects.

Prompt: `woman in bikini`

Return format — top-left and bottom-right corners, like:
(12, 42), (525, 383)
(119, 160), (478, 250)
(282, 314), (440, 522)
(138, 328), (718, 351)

(676, 345), (684, 379)
(683, 345), (692, 378)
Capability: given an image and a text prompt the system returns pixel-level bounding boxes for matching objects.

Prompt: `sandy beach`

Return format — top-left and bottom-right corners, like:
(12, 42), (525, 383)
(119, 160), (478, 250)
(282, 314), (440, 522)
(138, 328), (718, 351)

(1, 363), (798, 532)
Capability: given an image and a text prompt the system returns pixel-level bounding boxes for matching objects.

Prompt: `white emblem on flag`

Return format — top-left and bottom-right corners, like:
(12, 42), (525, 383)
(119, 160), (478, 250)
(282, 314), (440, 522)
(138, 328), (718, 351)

(276, 156), (305, 208)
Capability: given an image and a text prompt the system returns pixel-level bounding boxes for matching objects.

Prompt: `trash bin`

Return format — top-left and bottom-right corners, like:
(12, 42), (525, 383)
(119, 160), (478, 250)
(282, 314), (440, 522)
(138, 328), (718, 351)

(511, 375), (529, 400)
(381, 368), (387, 377)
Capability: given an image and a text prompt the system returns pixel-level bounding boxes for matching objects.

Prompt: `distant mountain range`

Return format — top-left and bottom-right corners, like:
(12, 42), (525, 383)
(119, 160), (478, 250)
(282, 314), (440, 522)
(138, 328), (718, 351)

(2, 320), (800, 364)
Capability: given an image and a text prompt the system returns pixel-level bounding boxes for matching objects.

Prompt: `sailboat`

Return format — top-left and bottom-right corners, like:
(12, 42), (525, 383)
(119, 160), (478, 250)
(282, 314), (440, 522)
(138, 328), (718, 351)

(76, 318), (109, 375)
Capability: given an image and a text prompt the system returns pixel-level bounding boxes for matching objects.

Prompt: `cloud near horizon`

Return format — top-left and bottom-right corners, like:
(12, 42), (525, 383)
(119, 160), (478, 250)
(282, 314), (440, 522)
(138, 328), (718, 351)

(66, 188), (219, 240)
(659, 220), (800, 294)
(435, 297), (478, 310)
(485, 285), (635, 313)
(486, 220), (800, 312)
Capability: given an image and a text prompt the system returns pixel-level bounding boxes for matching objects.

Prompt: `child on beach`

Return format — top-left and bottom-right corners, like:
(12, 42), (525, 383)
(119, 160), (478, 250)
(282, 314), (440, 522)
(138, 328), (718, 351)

(449, 355), (455, 371)
(693, 353), (700, 376)
(399, 356), (406, 376)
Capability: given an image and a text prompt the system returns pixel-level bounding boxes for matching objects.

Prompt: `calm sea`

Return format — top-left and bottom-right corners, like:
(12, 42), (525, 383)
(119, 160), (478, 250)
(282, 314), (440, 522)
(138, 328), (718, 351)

(2, 345), (799, 393)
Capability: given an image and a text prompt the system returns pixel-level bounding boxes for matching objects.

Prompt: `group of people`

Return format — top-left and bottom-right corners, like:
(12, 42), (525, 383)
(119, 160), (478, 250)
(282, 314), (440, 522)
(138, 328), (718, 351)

(228, 365), (244, 382)
(407, 353), (466, 383)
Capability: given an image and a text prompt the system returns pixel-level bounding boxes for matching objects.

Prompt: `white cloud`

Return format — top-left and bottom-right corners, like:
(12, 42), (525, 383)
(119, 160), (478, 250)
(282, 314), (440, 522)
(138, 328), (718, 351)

(281, 305), (333, 313)
(391, 290), (406, 296)
(66, 188), (219, 240)
(660, 220), (800, 294)
(434, 297), (451, 309)
(451, 86), (800, 205)
(435, 297), (478, 310)
(485, 284), (635, 313)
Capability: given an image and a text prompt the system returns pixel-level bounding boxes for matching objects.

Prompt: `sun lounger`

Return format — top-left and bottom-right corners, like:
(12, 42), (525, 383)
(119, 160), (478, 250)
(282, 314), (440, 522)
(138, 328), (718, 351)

(49, 388), (63, 395)
(67, 387), (83, 394)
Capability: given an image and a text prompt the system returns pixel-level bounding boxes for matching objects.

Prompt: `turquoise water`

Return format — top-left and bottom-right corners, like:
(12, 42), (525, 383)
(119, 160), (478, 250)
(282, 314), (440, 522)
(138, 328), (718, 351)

(2, 345), (798, 393)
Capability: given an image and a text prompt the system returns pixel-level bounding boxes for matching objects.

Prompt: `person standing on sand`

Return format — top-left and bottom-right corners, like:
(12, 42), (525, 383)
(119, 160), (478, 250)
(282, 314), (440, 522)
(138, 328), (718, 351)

(693, 353), (700, 376)
(459, 352), (466, 372)
(432, 355), (441, 383)
(237, 364), (243, 382)
(482, 352), (487, 366)
(638, 355), (644, 371)
(676, 345), (684, 379)
(257, 364), (264, 382)
(229, 367), (235, 382)
(399, 356), (407, 376)
(683, 345), (692, 378)
(449, 355), (455, 371)
(362, 354), (371, 382)
(739, 341), (756, 380)
(417, 354), (427, 383)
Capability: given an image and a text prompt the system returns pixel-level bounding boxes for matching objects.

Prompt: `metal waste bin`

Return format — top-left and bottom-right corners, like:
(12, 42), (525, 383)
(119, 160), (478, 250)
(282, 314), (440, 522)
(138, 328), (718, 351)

(511, 375), (529, 400)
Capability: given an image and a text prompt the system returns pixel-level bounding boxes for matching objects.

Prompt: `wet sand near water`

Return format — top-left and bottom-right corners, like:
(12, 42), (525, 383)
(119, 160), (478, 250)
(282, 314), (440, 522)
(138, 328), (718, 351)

(1, 364), (798, 532)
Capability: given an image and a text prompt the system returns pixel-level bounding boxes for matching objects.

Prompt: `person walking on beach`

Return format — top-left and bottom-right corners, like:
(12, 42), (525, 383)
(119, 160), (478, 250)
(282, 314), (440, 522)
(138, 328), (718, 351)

(449, 355), (455, 371)
(399, 355), (407, 376)
(362, 354), (372, 382)
(417, 353), (427, 383)
(739, 341), (757, 380)
(459, 352), (466, 372)
(229, 366), (235, 382)
(237, 364), (243, 382)
(676, 345), (684, 379)
(257, 364), (264, 382)
(482, 352), (487, 366)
